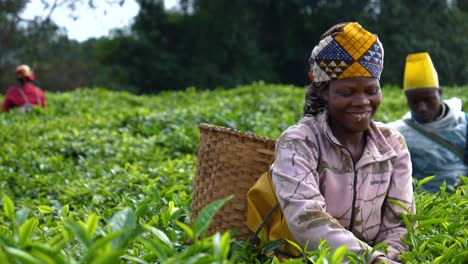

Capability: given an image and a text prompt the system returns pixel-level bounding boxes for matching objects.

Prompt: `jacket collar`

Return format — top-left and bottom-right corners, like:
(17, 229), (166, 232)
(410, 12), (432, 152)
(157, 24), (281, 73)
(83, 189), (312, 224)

(316, 111), (398, 169)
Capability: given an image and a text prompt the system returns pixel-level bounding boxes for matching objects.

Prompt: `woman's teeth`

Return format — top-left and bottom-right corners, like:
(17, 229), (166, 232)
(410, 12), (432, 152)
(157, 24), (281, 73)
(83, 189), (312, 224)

(351, 112), (370, 121)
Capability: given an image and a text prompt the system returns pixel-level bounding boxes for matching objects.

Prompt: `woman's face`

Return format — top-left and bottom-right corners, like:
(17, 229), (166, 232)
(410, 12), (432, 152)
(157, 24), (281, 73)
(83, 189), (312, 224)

(323, 77), (381, 134)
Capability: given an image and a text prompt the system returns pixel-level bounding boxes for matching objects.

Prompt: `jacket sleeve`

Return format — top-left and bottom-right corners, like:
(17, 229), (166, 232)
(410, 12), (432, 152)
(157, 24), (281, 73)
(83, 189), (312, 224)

(374, 129), (415, 261)
(271, 126), (383, 263)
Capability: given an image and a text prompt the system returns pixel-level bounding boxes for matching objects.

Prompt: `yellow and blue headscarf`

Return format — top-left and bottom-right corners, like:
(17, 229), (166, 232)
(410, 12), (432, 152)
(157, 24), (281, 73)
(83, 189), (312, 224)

(309, 22), (384, 83)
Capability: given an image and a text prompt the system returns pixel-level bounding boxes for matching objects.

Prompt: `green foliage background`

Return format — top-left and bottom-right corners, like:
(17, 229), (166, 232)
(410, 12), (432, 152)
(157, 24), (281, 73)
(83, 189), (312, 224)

(2, 0), (468, 93)
(0, 83), (466, 263)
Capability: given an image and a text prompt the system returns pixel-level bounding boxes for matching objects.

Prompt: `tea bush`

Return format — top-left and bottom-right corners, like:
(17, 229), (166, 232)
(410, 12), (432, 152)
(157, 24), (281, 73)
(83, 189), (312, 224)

(0, 83), (466, 263)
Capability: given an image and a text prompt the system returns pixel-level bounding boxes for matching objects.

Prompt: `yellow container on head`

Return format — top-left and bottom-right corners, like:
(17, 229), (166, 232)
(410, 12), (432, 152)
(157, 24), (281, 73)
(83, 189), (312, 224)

(403, 52), (439, 90)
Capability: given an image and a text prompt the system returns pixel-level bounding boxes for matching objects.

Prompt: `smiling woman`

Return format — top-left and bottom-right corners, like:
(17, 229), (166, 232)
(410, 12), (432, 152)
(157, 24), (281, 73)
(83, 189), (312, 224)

(248, 22), (415, 264)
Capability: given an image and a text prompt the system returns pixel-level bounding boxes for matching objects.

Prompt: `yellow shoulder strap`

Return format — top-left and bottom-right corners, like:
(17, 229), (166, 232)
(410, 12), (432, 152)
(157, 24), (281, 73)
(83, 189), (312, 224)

(247, 170), (301, 258)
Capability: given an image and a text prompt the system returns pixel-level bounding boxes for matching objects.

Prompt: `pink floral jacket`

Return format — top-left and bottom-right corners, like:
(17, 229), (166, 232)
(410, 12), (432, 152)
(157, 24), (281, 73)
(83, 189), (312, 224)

(271, 111), (415, 263)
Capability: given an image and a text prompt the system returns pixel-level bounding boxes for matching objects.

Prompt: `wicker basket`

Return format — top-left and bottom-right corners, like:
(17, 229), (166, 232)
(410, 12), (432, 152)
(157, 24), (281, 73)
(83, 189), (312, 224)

(191, 123), (276, 238)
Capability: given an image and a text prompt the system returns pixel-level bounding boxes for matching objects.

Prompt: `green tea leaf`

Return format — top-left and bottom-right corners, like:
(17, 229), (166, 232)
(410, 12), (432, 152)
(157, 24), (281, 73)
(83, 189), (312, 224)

(3, 247), (38, 264)
(84, 231), (125, 262)
(15, 208), (30, 227)
(193, 195), (233, 239)
(212, 232), (222, 260)
(371, 242), (387, 255)
(64, 221), (91, 248)
(109, 208), (136, 232)
(417, 218), (447, 227)
(135, 204), (148, 218)
(3, 195), (15, 221)
(85, 213), (100, 240)
(417, 176), (435, 189)
(90, 250), (123, 264)
(137, 237), (170, 261)
(331, 245), (348, 264)
(37, 206), (55, 214)
(183, 253), (212, 264)
(285, 238), (303, 254)
(61, 204), (69, 219)
(0, 246), (10, 264)
(175, 221), (194, 240)
(387, 199), (411, 215)
(29, 243), (67, 264)
(220, 231), (231, 260)
(19, 218), (39, 247)
(146, 226), (174, 250)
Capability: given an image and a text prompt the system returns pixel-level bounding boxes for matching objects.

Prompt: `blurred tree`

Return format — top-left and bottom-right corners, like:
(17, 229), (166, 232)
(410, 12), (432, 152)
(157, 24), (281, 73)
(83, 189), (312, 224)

(4, 0), (468, 94)
(458, 0), (468, 11)
(33, 0), (127, 21)
(192, 0), (374, 86)
(374, 0), (468, 85)
(244, 0), (374, 85)
(0, 0), (130, 93)
(187, 0), (273, 89)
(94, 0), (181, 93)
(95, 0), (273, 92)
(16, 20), (99, 91)
(0, 0), (28, 91)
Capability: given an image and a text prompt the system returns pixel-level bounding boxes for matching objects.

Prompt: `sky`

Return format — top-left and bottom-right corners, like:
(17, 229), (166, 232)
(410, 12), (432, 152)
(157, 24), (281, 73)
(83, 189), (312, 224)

(22, 0), (178, 42)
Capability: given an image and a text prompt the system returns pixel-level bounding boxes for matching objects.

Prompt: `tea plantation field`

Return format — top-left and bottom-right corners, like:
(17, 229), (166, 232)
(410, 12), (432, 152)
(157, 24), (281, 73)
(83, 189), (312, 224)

(0, 83), (466, 263)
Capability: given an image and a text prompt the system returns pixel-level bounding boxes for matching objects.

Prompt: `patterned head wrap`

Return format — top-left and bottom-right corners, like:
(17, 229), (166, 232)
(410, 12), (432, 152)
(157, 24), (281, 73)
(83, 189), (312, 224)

(15, 65), (35, 81)
(403, 52), (439, 90)
(303, 22), (384, 117)
(309, 22), (384, 83)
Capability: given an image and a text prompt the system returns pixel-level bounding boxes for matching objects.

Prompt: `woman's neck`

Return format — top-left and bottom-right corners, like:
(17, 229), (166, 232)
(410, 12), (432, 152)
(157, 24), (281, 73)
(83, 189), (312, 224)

(330, 124), (367, 162)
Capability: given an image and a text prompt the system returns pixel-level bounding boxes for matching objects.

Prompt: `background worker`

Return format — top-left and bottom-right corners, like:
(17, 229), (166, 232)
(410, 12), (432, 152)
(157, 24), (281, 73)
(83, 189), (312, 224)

(389, 52), (467, 192)
(2, 65), (46, 112)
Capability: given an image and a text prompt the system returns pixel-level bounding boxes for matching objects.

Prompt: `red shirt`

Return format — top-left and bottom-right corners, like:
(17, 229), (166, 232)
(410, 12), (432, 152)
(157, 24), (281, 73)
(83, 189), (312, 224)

(2, 83), (46, 112)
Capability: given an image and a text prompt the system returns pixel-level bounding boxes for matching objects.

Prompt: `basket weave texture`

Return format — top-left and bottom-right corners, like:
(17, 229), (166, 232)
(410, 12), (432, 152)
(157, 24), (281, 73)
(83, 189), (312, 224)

(191, 123), (276, 238)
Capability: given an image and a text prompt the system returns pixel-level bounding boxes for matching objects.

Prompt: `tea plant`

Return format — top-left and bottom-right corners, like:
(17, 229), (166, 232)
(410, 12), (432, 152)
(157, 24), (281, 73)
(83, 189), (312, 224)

(0, 83), (466, 263)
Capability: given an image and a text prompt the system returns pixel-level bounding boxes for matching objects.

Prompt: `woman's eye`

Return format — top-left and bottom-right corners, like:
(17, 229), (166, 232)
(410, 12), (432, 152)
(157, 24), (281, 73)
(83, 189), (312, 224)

(366, 89), (378, 95)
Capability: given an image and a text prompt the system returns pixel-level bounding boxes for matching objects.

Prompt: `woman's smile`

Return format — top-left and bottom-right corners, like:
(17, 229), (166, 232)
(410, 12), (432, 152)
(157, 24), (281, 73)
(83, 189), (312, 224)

(348, 111), (372, 121)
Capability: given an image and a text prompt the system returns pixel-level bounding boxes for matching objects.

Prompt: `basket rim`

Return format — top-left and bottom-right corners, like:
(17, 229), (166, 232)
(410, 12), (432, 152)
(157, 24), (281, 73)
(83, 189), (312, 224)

(199, 123), (276, 144)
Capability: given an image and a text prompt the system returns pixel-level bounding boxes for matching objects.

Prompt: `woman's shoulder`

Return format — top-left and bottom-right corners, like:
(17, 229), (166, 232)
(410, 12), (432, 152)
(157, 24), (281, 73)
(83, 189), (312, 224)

(371, 121), (408, 150)
(6, 85), (19, 91)
(284, 116), (318, 133)
(5, 86), (20, 95)
(374, 121), (403, 135)
(280, 116), (320, 139)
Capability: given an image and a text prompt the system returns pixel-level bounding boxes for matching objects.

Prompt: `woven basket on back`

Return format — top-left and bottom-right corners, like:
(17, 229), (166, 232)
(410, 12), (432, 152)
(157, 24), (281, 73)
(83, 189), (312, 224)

(191, 123), (276, 238)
